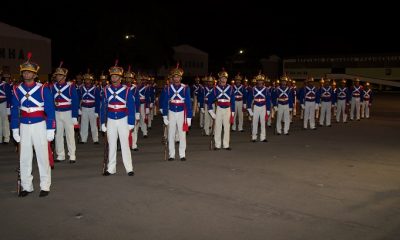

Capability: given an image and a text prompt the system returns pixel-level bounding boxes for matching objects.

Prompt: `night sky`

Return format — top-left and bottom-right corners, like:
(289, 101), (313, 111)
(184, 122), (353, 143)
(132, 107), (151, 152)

(2, 1), (399, 75)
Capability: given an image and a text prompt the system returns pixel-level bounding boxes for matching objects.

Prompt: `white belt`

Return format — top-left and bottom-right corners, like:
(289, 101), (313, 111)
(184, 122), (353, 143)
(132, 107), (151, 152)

(254, 99), (266, 102)
(170, 99), (184, 104)
(82, 99), (95, 103)
(55, 101), (71, 106)
(20, 106), (44, 112)
(218, 99), (230, 102)
(108, 104), (126, 109)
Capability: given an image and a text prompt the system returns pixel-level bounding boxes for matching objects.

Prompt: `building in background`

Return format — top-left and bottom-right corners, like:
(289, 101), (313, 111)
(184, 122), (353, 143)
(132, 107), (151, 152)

(159, 44), (208, 78)
(0, 22), (51, 80)
(283, 54), (400, 89)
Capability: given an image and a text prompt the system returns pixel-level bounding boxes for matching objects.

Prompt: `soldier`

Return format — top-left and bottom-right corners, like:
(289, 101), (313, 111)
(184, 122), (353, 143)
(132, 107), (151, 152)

(247, 73), (271, 142)
(11, 53), (55, 197)
(100, 61), (135, 176)
(161, 65), (192, 161)
(199, 75), (215, 136)
(361, 82), (373, 119)
(232, 74), (245, 132)
(349, 78), (362, 121)
(147, 76), (156, 130)
(272, 76), (294, 135)
(136, 74), (150, 138)
(291, 80), (297, 117)
(191, 76), (202, 118)
(318, 79), (336, 127)
(299, 77), (319, 130)
(331, 80), (337, 117)
(0, 71), (12, 144)
(124, 68), (140, 150)
(336, 79), (349, 123)
(78, 73), (100, 144)
(207, 69), (235, 150)
(52, 64), (79, 163)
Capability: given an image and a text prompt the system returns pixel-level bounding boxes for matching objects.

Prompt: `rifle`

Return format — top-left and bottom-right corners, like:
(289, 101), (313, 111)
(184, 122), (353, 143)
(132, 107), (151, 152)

(102, 131), (108, 175)
(16, 143), (22, 196)
(163, 124), (168, 161)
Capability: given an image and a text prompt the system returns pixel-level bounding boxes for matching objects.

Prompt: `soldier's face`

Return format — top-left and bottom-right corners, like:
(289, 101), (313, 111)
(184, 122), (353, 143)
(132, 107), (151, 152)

(56, 74), (65, 82)
(257, 81), (263, 87)
(173, 76), (181, 84)
(84, 78), (92, 85)
(220, 77), (227, 85)
(22, 71), (36, 81)
(111, 75), (121, 84)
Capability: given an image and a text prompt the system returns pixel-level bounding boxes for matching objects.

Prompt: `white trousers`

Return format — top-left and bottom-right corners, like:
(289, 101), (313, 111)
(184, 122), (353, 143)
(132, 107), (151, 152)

(252, 105), (266, 141)
(199, 105), (205, 128)
(304, 101), (316, 129)
(336, 99), (347, 123)
(132, 121), (139, 149)
(20, 121), (51, 191)
(148, 105), (154, 128)
(319, 101), (332, 126)
(80, 107), (98, 142)
(107, 117), (133, 173)
(168, 111), (186, 158)
(214, 107), (230, 148)
(139, 104), (148, 136)
(350, 98), (361, 120)
(361, 101), (370, 118)
(276, 104), (290, 134)
(204, 105), (213, 135)
(192, 95), (198, 117)
(56, 111), (76, 160)
(0, 102), (10, 142)
(232, 100), (243, 131)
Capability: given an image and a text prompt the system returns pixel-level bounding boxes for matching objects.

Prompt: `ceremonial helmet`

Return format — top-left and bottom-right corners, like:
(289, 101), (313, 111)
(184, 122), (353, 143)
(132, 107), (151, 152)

(83, 73), (94, 81)
(255, 72), (266, 82)
(365, 82), (370, 86)
(124, 65), (135, 79)
(218, 68), (228, 79)
(54, 61), (68, 76)
(170, 63), (184, 77)
(280, 75), (289, 82)
(20, 52), (40, 73)
(109, 60), (124, 76)
(234, 73), (243, 82)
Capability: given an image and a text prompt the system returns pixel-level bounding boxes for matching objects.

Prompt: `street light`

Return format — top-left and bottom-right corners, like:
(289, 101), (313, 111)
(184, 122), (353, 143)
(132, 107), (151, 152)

(239, 49), (244, 54)
(125, 34), (135, 40)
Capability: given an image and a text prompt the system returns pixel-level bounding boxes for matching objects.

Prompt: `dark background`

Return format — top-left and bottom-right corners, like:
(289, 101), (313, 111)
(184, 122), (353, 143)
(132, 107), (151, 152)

(2, 1), (399, 75)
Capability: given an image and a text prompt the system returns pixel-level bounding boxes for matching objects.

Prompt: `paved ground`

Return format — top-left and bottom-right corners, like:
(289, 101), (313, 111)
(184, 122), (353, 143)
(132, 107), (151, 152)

(1, 93), (400, 240)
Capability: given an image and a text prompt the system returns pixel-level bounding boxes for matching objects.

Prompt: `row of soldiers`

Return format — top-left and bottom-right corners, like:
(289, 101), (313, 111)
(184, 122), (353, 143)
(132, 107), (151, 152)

(190, 73), (373, 140)
(1, 53), (373, 197)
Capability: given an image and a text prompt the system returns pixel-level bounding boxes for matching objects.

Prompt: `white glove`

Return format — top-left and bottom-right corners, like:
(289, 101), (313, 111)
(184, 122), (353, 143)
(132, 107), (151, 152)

(12, 129), (20, 143)
(200, 108), (205, 113)
(6, 108), (10, 115)
(243, 104), (247, 109)
(163, 116), (169, 125)
(187, 118), (192, 127)
(159, 108), (163, 114)
(289, 108), (293, 112)
(150, 103), (154, 109)
(128, 125), (134, 130)
(247, 109), (254, 116)
(197, 103), (200, 108)
(135, 113), (140, 120)
(301, 104), (305, 109)
(47, 129), (55, 142)
(101, 123), (107, 132)
(267, 110), (271, 116)
(95, 113), (99, 118)
(145, 108), (150, 114)
(231, 112), (235, 117)
(79, 109), (82, 115)
(274, 106), (278, 111)
(315, 104), (319, 110)
(208, 110), (216, 119)
(72, 118), (78, 125)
